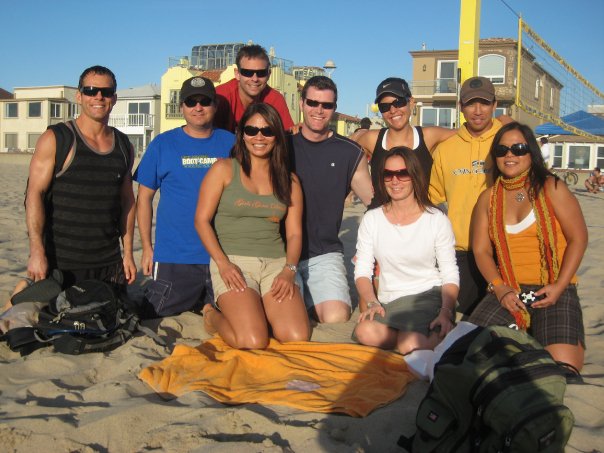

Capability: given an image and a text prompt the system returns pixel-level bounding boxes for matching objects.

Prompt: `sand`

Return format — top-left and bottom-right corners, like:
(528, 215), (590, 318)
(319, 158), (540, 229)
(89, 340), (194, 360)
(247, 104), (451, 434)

(1, 153), (602, 453)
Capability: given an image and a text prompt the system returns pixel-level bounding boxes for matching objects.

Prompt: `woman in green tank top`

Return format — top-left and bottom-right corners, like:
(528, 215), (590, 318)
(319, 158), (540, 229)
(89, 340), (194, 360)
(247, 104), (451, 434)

(195, 103), (310, 349)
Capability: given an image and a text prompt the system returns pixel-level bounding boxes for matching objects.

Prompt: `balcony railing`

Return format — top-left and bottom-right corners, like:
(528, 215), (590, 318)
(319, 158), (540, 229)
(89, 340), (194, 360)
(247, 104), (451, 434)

(165, 103), (183, 119)
(410, 79), (457, 96)
(108, 113), (155, 128)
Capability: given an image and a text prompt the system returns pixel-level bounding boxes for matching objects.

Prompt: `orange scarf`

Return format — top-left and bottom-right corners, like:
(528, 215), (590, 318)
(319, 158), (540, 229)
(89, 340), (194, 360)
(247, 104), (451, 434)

(488, 171), (560, 292)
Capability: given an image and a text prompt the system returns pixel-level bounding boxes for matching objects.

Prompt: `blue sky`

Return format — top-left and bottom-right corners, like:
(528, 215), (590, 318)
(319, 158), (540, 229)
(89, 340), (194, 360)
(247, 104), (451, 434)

(2, 0), (603, 117)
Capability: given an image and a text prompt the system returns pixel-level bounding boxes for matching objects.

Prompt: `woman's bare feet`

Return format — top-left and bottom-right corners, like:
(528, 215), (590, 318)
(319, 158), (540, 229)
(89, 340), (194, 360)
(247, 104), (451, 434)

(202, 303), (218, 335)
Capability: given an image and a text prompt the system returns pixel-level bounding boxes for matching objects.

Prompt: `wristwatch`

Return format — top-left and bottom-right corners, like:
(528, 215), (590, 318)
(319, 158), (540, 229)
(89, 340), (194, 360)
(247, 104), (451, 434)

(487, 277), (504, 293)
(285, 263), (298, 273)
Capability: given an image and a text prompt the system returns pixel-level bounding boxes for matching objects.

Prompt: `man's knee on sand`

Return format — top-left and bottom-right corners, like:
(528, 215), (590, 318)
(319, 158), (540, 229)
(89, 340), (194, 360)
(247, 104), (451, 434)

(311, 300), (351, 323)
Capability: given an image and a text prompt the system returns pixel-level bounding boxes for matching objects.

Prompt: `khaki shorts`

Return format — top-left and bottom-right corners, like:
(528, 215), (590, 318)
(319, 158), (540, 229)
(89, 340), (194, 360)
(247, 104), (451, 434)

(210, 255), (288, 303)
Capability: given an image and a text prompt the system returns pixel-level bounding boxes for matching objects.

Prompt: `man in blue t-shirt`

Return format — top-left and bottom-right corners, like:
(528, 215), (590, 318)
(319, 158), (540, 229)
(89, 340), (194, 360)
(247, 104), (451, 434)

(134, 77), (235, 317)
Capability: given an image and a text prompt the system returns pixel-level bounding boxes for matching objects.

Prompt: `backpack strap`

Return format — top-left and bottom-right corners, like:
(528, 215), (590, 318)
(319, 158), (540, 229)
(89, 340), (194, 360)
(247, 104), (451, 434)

(47, 120), (76, 176)
(113, 128), (133, 171)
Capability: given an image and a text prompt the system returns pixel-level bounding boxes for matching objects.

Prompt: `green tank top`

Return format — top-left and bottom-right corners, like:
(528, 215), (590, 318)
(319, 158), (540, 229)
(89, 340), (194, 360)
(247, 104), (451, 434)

(214, 159), (287, 258)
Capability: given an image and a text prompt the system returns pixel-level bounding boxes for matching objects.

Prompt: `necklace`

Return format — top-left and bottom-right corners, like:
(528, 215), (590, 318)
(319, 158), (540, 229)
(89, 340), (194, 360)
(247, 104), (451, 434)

(515, 191), (525, 202)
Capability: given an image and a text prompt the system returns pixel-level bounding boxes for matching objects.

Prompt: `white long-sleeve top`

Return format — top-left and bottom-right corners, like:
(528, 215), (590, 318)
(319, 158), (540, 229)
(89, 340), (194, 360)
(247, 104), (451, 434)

(354, 207), (459, 304)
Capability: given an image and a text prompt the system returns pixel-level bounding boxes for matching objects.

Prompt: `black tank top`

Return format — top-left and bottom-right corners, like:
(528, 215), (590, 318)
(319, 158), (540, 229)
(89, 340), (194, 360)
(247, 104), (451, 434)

(44, 125), (129, 269)
(369, 126), (432, 208)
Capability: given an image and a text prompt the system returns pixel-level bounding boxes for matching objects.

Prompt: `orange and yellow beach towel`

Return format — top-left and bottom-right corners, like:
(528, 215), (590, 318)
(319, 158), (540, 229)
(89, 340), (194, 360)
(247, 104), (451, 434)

(139, 338), (415, 417)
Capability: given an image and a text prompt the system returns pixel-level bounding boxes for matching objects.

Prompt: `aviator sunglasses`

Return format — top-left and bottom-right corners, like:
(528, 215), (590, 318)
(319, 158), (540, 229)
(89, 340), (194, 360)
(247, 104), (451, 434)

(239, 67), (270, 78)
(494, 143), (530, 158)
(183, 97), (213, 108)
(383, 168), (412, 182)
(243, 125), (276, 137)
(377, 97), (409, 113)
(305, 99), (336, 110)
(80, 86), (116, 98)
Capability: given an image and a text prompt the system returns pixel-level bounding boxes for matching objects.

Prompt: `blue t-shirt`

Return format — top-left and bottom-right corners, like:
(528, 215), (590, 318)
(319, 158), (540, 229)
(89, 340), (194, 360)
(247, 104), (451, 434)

(134, 127), (234, 264)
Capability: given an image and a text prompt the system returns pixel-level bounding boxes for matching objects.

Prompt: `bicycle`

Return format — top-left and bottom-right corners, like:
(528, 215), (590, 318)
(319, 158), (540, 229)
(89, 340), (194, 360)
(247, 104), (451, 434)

(552, 169), (579, 186)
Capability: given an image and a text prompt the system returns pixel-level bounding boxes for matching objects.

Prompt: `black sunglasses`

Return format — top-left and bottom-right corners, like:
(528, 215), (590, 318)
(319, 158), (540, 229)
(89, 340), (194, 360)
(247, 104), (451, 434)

(183, 97), (213, 108)
(305, 99), (336, 110)
(383, 168), (411, 182)
(494, 143), (530, 158)
(238, 67), (270, 78)
(377, 98), (409, 113)
(80, 86), (115, 98)
(243, 125), (276, 137)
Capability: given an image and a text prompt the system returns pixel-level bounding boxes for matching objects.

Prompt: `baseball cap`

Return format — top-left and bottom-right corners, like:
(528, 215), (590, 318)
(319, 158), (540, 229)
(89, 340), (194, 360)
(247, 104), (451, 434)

(375, 77), (412, 103)
(460, 76), (495, 104)
(180, 76), (216, 102)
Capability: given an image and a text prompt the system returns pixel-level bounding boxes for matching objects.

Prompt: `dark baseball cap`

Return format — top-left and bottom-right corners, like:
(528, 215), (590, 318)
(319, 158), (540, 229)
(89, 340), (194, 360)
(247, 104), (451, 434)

(375, 77), (412, 103)
(460, 76), (495, 104)
(180, 76), (216, 102)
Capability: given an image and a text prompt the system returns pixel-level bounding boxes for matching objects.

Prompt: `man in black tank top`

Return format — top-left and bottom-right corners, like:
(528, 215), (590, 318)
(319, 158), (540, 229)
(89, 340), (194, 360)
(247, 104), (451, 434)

(24, 66), (136, 290)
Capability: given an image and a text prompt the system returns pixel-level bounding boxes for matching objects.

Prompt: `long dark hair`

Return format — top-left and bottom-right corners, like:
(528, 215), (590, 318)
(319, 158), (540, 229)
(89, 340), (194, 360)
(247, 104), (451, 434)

(490, 122), (556, 197)
(231, 103), (292, 205)
(374, 146), (436, 211)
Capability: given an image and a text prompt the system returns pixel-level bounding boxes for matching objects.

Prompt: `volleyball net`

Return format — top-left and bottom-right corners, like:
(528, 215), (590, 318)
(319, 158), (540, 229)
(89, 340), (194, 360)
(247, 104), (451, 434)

(516, 18), (604, 138)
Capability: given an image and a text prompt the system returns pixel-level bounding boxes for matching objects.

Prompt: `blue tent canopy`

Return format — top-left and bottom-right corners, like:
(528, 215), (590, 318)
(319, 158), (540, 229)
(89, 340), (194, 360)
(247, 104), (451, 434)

(535, 110), (604, 136)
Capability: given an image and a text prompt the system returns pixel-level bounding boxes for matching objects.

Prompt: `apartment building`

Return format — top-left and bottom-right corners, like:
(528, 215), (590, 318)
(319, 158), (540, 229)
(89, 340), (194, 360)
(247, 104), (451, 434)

(0, 86), (79, 152)
(408, 38), (562, 131)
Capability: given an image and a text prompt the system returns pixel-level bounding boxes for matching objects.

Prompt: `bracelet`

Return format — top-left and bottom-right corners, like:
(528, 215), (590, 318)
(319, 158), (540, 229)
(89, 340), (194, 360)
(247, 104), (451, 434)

(439, 307), (454, 316)
(498, 290), (516, 304)
(367, 301), (381, 309)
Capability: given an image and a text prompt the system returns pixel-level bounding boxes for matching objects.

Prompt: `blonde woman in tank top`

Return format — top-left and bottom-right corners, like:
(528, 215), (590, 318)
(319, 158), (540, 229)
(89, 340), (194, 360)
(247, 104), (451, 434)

(195, 103), (309, 349)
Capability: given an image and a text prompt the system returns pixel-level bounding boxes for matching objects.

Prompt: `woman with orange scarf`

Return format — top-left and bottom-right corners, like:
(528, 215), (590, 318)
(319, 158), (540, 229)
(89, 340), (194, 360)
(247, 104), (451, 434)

(468, 122), (587, 372)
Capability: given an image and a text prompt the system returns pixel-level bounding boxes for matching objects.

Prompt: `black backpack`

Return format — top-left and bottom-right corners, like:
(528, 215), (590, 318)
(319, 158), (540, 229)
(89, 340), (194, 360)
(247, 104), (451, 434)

(2, 279), (164, 355)
(398, 326), (574, 453)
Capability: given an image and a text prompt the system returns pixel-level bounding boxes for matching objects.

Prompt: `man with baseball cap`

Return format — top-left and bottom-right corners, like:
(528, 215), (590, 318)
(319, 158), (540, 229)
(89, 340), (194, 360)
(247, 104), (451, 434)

(134, 76), (235, 317)
(429, 76), (503, 316)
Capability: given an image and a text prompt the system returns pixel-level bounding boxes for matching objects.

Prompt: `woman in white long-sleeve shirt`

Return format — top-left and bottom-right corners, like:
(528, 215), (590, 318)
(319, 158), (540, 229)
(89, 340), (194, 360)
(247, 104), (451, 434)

(354, 147), (459, 354)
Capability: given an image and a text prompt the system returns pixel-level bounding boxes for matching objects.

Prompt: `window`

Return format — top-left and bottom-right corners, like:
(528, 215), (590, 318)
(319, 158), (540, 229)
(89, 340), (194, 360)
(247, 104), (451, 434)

(5, 102), (18, 118)
(549, 88), (554, 109)
(597, 146), (604, 169)
(478, 54), (505, 84)
(50, 102), (61, 118)
(28, 133), (41, 149)
(68, 103), (79, 118)
(166, 90), (181, 118)
(4, 133), (18, 150)
(128, 101), (150, 126)
(494, 107), (506, 117)
(437, 60), (457, 93)
(420, 107), (455, 128)
(169, 90), (180, 104)
(534, 79), (540, 100)
(28, 102), (42, 118)
(552, 144), (563, 168)
(567, 145), (590, 169)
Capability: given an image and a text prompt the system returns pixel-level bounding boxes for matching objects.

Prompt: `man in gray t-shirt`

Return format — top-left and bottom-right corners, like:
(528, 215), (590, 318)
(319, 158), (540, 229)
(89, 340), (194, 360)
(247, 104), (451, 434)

(290, 76), (373, 323)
